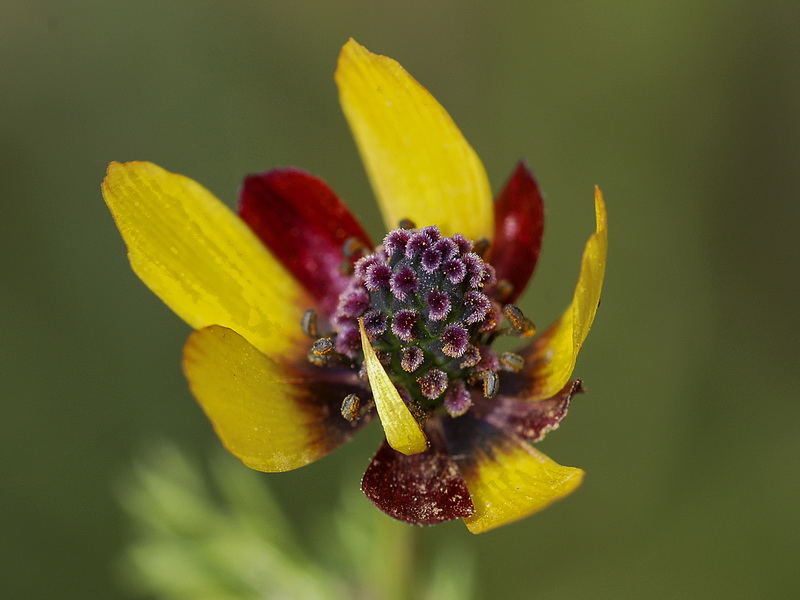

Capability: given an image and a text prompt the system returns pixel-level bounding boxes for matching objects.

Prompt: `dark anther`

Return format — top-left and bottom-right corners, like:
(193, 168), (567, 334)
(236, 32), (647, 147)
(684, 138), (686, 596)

(495, 279), (514, 302)
(472, 238), (490, 257)
(339, 258), (355, 276)
(376, 349), (393, 367)
(343, 237), (368, 258)
(407, 396), (430, 426)
(341, 394), (361, 421)
(398, 218), (416, 230)
(480, 370), (499, 398)
(499, 352), (525, 372)
(503, 304), (537, 338)
(459, 345), (481, 368)
(301, 309), (318, 338)
(311, 337), (335, 356)
(307, 349), (328, 367)
(307, 347), (354, 369)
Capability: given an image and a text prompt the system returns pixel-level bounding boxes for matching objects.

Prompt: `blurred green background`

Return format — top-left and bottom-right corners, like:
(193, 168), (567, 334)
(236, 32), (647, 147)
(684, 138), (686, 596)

(3, 1), (799, 598)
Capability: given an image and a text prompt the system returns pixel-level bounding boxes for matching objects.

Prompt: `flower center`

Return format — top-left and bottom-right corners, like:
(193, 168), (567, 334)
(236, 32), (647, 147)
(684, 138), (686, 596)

(304, 224), (536, 423)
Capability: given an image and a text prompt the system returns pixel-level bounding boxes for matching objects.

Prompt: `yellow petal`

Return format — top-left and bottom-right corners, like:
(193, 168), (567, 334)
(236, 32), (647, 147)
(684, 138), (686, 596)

(184, 325), (359, 472)
(358, 319), (428, 455)
(460, 436), (584, 534)
(102, 161), (310, 357)
(528, 187), (608, 400)
(336, 39), (493, 240)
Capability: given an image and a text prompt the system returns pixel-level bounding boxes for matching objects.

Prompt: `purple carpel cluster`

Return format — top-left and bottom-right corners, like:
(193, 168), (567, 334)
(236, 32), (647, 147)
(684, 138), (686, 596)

(328, 224), (512, 416)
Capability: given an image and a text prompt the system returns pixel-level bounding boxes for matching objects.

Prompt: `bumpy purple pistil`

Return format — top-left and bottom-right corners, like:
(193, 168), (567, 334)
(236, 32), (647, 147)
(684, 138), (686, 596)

(321, 224), (530, 415)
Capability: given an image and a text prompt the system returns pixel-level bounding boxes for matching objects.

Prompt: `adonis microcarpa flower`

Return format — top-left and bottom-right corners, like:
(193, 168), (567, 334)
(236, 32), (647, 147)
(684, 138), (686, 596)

(102, 39), (607, 533)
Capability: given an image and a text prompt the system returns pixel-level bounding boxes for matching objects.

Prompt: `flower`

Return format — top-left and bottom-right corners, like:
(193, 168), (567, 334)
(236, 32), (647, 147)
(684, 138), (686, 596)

(102, 39), (607, 534)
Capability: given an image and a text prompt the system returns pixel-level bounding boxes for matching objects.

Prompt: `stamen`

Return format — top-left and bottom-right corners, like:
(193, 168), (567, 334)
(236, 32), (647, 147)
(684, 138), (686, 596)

(472, 238), (490, 257)
(495, 279), (514, 302)
(398, 218), (416, 230)
(480, 370), (499, 398)
(307, 349), (328, 367)
(499, 351), (525, 372)
(301, 309), (318, 338)
(343, 237), (368, 258)
(338, 258), (355, 276)
(307, 346), (353, 369)
(417, 368), (448, 400)
(503, 304), (537, 338)
(376, 349), (393, 367)
(311, 337), (335, 356)
(400, 387), (429, 425)
(341, 393), (361, 421)
(459, 345), (481, 368)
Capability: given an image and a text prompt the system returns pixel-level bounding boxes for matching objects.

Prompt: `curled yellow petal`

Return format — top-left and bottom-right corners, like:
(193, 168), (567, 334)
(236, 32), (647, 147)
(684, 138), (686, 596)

(460, 437), (584, 534)
(336, 39), (493, 240)
(102, 161), (310, 358)
(528, 187), (608, 400)
(184, 325), (359, 472)
(358, 319), (428, 455)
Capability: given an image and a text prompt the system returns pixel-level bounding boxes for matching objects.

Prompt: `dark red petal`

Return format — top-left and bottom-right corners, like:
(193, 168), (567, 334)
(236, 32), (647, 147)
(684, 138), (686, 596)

(239, 168), (373, 317)
(487, 161), (544, 303)
(481, 379), (583, 442)
(361, 427), (474, 525)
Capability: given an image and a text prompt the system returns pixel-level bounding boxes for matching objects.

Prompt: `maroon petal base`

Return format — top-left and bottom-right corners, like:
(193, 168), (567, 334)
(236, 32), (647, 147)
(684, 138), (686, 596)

(302, 370), (375, 439)
(483, 379), (583, 442)
(239, 168), (373, 317)
(487, 161), (544, 304)
(361, 429), (474, 525)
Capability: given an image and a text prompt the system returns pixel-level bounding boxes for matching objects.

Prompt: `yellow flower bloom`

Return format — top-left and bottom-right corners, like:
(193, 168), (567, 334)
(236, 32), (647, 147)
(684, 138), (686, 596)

(103, 39), (607, 533)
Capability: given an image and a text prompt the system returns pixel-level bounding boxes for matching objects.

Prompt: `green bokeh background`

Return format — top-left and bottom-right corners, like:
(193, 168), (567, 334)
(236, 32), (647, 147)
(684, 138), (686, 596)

(3, 1), (799, 598)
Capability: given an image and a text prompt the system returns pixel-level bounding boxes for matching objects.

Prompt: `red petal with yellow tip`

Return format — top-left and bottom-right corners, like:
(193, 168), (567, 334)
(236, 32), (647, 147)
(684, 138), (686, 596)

(486, 161), (545, 303)
(362, 430), (474, 525)
(482, 380), (583, 442)
(183, 325), (368, 473)
(239, 168), (373, 317)
(443, 414), (584, 534)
